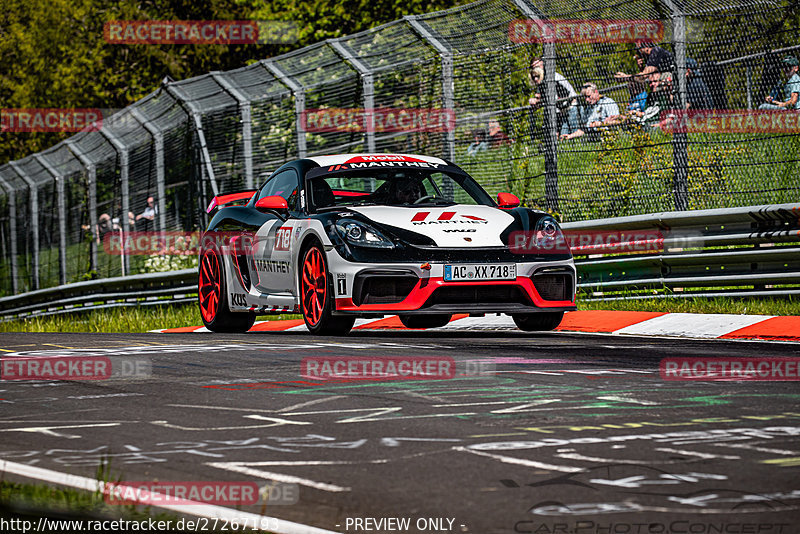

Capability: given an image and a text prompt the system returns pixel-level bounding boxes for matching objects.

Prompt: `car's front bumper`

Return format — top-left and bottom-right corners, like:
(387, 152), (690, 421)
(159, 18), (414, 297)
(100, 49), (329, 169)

(326, 251), (576, 316)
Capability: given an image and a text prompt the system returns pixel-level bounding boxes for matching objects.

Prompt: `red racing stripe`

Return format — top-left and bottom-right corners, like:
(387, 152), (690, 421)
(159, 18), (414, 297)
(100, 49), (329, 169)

(719, 316), (800, 341)
(555, 310), (667, 333)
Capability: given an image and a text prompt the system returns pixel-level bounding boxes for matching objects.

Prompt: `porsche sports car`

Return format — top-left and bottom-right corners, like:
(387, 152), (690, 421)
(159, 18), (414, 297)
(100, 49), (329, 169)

(198, 153), (576, 334)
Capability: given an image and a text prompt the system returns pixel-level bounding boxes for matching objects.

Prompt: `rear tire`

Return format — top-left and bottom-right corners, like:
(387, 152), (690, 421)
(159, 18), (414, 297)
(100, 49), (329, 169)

(300, 242), (355, 335)
(512, 312), (563, 332)
(198, 245), (256, 333)
(398, 314), (452, 329)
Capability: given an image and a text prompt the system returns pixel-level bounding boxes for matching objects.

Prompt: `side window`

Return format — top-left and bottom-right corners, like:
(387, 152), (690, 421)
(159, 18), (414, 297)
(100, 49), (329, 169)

(257, 169), (299, 209)
(423, 173), (475, 204)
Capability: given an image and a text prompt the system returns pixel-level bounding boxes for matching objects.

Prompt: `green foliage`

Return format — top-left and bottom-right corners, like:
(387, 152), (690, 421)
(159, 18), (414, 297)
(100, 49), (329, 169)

(0, 304), (300, 333)
(242, 0), (474, 47)
(579, 295), (800, 316)
(0, 0), (469, 166)
(559, 122), (749, 220)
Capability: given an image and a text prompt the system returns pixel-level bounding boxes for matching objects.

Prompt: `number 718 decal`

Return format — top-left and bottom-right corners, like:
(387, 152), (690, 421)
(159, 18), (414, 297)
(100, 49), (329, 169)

(274, 227), (292, 250)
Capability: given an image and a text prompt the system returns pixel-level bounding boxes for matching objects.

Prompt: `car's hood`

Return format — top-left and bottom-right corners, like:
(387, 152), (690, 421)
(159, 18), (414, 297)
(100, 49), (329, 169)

(350, 205), (514, 247)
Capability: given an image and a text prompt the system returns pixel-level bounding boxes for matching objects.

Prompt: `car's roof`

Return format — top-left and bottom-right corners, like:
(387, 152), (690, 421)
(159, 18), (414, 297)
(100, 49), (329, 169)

(306, 153), (449, 167)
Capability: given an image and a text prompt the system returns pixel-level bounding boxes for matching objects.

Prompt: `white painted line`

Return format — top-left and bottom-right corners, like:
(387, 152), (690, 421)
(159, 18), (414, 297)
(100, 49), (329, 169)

(454, 446), (582, 473)
(654, 447), (741, 460)
(0, 423), (121, 439)
(437, 315), (516, 330)
(206, 462), (350, 492)
(0, 460), (341, 534)
(614, 313), (773, 338)
(276, 396), (346, 413)
(712, 443), (799, 455)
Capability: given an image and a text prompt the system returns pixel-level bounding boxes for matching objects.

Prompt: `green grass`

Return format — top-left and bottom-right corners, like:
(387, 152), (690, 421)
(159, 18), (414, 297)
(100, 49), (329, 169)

(578, 295), (800, 316)
(0, 303), (301, 334)
(0, 481), (180, 524)
(455, 120), (800, 221)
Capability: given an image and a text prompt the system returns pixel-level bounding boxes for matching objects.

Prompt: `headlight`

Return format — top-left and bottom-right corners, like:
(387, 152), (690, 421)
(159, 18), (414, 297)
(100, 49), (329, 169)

(335, 219), (394, 249)
(534, 215), (567, 252)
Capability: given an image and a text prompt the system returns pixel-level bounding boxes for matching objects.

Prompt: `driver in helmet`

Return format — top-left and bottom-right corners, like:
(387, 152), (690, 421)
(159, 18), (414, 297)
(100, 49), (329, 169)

(389, 178), (421, 205)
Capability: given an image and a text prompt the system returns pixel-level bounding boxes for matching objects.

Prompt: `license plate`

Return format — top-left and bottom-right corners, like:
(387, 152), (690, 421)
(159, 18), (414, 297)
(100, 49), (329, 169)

(443, 264), (516, 281)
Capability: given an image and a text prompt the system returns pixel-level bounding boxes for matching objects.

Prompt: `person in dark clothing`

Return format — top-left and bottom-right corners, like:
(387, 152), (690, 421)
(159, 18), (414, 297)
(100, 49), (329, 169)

(615, 41), (674, 83)
(685, 58), (714, 110)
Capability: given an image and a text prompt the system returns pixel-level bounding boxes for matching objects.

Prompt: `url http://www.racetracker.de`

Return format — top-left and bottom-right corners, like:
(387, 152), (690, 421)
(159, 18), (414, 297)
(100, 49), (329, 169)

(1, 517), (284, 532)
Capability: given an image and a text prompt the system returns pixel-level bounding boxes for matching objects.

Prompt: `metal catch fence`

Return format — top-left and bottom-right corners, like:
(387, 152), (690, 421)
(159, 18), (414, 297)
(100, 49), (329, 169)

(0, 0), (798, 297)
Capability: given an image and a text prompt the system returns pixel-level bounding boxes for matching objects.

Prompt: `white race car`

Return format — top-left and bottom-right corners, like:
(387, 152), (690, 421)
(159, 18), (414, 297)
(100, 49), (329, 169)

(198, 153), (576, 334)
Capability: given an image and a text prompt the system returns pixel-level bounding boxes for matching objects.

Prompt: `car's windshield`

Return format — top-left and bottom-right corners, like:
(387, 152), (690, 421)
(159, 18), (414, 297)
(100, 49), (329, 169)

(306, 169), (494, 211)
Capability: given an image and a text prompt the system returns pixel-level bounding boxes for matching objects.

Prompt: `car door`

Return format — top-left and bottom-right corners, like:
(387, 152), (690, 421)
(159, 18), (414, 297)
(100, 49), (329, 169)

(251, 168), (301, 302)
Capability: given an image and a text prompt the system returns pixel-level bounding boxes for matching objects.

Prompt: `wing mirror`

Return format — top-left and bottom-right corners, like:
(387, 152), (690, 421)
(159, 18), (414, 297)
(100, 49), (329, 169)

(497, 192), (520, 209)
(255, 195), (289, 217)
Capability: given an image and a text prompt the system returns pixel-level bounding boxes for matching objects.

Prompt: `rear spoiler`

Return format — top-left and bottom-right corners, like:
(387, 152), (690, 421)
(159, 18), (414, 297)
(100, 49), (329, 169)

(206, 191), (257, 213)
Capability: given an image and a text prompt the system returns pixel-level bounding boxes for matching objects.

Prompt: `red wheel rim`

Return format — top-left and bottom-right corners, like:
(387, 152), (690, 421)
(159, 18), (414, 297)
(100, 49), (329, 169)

(301, 247), (326, 326)
(199, 249), (221, 323)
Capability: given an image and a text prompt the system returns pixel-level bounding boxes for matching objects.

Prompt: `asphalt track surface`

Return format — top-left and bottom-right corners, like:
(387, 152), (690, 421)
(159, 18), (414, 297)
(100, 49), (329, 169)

(1, 329), (800, 534)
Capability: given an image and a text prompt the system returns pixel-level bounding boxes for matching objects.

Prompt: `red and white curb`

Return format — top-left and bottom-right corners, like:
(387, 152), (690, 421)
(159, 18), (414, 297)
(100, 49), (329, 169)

(152, 311), (800, 342)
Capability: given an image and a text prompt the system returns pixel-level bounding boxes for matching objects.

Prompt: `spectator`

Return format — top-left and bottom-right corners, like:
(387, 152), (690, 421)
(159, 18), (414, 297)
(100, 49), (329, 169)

(615, 41), (674, 83)
(95, 213), (115, 244)
(627, 54), (649, 113)
(686, 58), (714, 110)
(561, 83), (620, 140)
(136, 196), (157, 230)
(631, 72), (676, 129)
(466, 128), (488, 156)
(528, 57), (579, 136)
(487, 119), (511, 147)
(759, 56), (800, 110)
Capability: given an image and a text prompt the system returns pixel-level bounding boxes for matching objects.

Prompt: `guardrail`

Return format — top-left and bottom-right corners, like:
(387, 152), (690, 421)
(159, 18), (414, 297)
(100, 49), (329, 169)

(563, 203), (800, 301)
(0, 269), (197, 321)
(1, 203), (798, 320)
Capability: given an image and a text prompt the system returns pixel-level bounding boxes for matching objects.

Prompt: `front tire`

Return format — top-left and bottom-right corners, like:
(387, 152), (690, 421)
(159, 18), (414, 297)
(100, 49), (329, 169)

(300, 243), (355, 335)
(512, 312), (564, 332)
(398, 314), (452, 329)
(198, 246), (256, 333)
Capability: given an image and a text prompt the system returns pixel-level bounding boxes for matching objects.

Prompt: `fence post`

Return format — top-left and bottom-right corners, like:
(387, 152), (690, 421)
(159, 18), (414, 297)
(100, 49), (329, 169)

(65, 139), (98, 273)
(405, 16), (455, 163)
(129, 107), (168, 231)
(746, 63), (753, 110)
(328, 39), (376, 153)
(664, 0), (689, 211)
(34, 154), (68, 286)
(164, 82), (220, 197)
(211, 73), (255, 190)
(511, 0), (558, 212)
(99, 128), (130, 276)
(0, 175), (19, 294)
(9, 161), (38, 290)
(263, 60), (307, 158)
